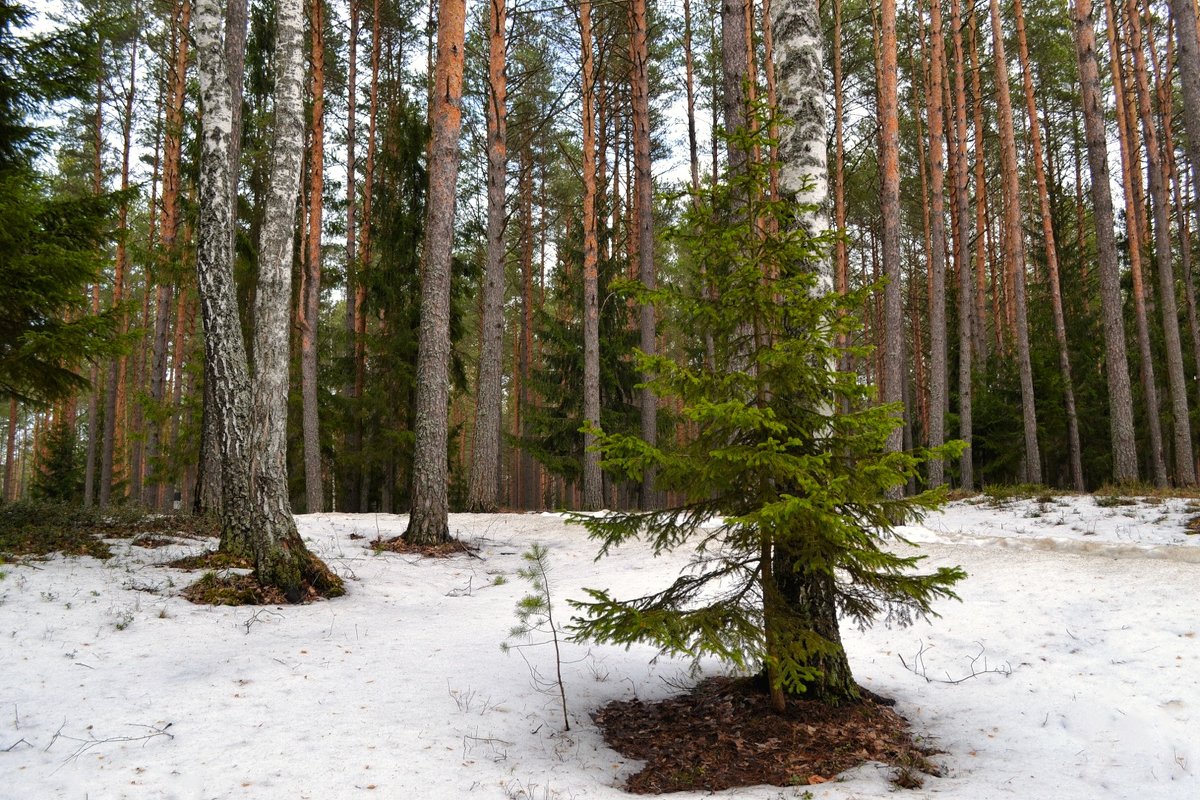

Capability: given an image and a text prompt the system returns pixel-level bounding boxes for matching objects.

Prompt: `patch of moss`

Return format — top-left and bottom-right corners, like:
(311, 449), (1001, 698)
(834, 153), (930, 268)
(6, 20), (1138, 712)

(0, 501), (114, 560)
(166, 550), (253, 571)
(0, 501), (220, 561)
(181, 571), (288, 606)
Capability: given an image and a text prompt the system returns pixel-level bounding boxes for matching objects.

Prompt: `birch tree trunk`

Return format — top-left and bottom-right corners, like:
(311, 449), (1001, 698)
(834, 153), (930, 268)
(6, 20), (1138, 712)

(769, 0), (855, 707)
(405, 0), (467, 545)
(195, 0), (341, 598)
(1071, 0), (1140, 484)
(467, 0), (508, 513)
(194, 0), (253, 551)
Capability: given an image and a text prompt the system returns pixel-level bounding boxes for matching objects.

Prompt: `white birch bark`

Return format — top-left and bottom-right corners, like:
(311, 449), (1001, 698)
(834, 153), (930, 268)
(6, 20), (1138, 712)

(193, 0), (253, 554)
(251, 0), (313, 572)
(194, 0), (341, 597)
(770, 0), (828, 286)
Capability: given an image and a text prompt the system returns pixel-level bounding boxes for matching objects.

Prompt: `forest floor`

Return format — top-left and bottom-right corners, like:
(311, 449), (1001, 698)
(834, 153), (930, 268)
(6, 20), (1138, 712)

(1, 493), (1198, 799)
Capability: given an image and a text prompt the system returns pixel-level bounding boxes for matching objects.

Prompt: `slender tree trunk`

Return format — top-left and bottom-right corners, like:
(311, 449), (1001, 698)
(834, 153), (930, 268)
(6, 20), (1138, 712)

(84, 73), (104, 509)
(467, 0), (508, 512)
(145, 0), (191, 509)
(1124, 1), (1195, 484)
(948, 0), (973, 489)
(629, 0), (657, 508)
(341, 0), (358, 513)
(833, 0), (848, 341)
(518, 150), (535, 510)
(405, 0), (467, 544)
(722, 0), (749, 179)
(579, 0), (602, 511)
(100, 29), (140, 507)
(988, 0), (1041, 484)
(1104, 0), (1166, 485)
(299, 0), (326, 512)
(167, 288), (191, 510)
(355, 0), (381, 513)
(4, 398), (16, 501)
(1014, 0), (1083, 489)
(879, 0), (903, 465)
(1071, 0), (1140, 484)
(969, 10), (990, 362)
(924, 0), (948, 486)
(1168, 0), (1200, 240)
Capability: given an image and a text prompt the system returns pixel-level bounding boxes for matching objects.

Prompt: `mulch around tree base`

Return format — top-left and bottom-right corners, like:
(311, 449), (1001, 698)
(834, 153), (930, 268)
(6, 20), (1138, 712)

(371, 536), (479, 558)
(594, 676), (939, 794)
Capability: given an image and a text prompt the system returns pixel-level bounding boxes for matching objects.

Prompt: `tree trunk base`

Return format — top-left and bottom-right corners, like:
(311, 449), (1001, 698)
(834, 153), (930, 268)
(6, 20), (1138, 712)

(257, 538), (345, 603)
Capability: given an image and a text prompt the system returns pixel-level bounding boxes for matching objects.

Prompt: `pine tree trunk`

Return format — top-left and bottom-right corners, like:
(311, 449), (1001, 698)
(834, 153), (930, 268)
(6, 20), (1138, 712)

(518, 150), (536, 510)
(144, 0), (190, 509)
(167, 288), (191, 510)
(354, 0), (381, 514)
(405, 0), (467, 545)
(925, 0), (948, 486)
(341, 0), (358, 513)
(100, 33), (140, 507)
(84, 80), (104, 509)
(948, 0), (974, 490)
(969, 10), (990, 362)
(1014, 0), (1084, 490)
(467, 0), (508, 513)
(630, 0), (657, 509)
(1105, 0), (1165, 485)
(1168, 0), (1200, 240)
(580, 0), (602, 511)
(4, 398), (16, 501)
(1125, 1), (1195, 485)
(299, 0), (326, 512)
(988, 0), (1041, 485)
(721, 0), (749, 179)
(879, 0), (903, 464)
(1072, 0), (1140, 484)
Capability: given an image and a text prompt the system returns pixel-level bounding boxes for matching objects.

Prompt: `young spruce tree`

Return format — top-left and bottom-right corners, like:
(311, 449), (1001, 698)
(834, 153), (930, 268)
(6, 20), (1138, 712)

(570, 122), (965, 708)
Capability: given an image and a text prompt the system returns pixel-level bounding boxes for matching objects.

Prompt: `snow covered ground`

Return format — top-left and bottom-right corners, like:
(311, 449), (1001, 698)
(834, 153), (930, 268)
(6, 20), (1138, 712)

(1, 495), (1197, 799)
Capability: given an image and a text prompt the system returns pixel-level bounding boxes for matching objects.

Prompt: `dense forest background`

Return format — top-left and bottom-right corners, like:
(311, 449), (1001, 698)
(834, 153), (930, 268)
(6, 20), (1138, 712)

(5, 0), (1200, 514)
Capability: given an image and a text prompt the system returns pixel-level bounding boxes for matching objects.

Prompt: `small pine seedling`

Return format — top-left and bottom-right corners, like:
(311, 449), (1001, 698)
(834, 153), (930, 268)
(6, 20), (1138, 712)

(502, 544), (569, 731)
